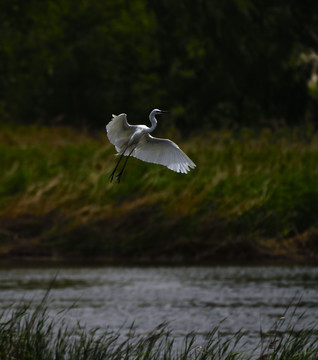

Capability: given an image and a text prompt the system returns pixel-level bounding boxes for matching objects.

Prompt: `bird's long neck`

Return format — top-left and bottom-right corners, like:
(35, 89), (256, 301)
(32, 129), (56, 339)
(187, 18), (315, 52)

(148, 111), (157, 133)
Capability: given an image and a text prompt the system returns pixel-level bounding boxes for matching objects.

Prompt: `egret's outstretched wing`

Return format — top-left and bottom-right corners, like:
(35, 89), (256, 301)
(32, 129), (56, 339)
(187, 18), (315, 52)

(133, 134), (196, 173)
(106, 113), (134, 153)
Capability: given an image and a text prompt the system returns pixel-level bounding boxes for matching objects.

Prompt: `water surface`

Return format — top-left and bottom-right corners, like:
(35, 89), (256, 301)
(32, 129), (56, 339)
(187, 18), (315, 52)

(0, 265), (317, 347)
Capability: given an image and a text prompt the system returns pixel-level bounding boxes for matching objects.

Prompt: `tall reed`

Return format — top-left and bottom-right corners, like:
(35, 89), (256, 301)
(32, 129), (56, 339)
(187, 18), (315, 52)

(0, 294), (316, 359)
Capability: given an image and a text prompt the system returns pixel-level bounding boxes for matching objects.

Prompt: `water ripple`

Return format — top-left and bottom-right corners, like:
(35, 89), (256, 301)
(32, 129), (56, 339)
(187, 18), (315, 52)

(0, 265), (317, 347)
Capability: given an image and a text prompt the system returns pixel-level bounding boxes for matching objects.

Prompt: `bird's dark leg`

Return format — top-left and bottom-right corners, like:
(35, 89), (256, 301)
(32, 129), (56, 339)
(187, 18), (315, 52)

(109, 148), (128, 182)
(116, 148), (135, 183)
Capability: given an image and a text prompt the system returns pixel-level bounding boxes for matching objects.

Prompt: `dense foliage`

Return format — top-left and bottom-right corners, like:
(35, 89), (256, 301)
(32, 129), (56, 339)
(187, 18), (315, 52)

(1, 0), (318, 131)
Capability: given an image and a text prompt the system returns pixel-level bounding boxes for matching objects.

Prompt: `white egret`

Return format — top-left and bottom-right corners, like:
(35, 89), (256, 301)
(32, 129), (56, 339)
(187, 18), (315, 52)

(106, 109), (196, 183)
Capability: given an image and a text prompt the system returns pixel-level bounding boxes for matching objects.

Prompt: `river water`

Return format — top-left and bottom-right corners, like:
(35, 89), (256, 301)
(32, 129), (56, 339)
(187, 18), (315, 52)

(0, 265), (317, 349)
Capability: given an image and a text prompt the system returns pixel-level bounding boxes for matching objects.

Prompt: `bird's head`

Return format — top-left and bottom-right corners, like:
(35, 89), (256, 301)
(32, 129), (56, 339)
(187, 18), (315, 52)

(151, 109), (168, 116)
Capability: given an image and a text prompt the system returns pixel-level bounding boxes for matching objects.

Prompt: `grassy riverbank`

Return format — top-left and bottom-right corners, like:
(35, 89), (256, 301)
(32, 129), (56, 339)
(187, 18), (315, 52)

(0, 124), (318, 263)
(0, 296), (317, 360)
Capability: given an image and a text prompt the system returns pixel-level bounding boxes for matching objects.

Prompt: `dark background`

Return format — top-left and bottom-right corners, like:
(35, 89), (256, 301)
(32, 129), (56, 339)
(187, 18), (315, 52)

(1, 0), (318, 132)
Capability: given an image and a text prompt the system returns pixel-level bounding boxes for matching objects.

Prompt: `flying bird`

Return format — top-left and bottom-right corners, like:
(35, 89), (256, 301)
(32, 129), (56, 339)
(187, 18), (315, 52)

(106, 109), (196, 183)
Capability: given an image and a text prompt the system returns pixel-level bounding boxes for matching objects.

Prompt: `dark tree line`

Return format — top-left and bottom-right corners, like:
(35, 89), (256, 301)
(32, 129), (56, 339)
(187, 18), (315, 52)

(1, 0), (318, 132)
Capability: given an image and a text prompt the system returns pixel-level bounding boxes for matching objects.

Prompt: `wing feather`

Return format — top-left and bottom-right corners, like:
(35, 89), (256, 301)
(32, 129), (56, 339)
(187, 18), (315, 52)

(132, 134), (196, 173)
(106, 113), (135, 153)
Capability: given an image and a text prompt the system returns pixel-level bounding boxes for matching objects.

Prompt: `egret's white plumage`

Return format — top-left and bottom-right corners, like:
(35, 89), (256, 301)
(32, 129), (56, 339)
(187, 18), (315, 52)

(106, 109), (196, 182)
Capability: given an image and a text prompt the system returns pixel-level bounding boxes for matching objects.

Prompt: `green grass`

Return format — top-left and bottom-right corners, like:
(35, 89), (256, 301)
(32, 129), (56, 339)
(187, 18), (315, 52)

(0, 124), (318, 262)
(0, 293), (317, 359)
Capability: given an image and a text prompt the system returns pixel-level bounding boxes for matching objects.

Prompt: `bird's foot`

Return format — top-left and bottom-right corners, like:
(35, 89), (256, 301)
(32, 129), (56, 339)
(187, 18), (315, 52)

(116, 173), (122, 183)
(109, 172), (115, 182)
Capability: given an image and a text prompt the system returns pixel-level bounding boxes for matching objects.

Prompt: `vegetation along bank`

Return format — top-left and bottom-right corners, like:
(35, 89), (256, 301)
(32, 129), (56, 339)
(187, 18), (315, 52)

(0, 125), (318, 264)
